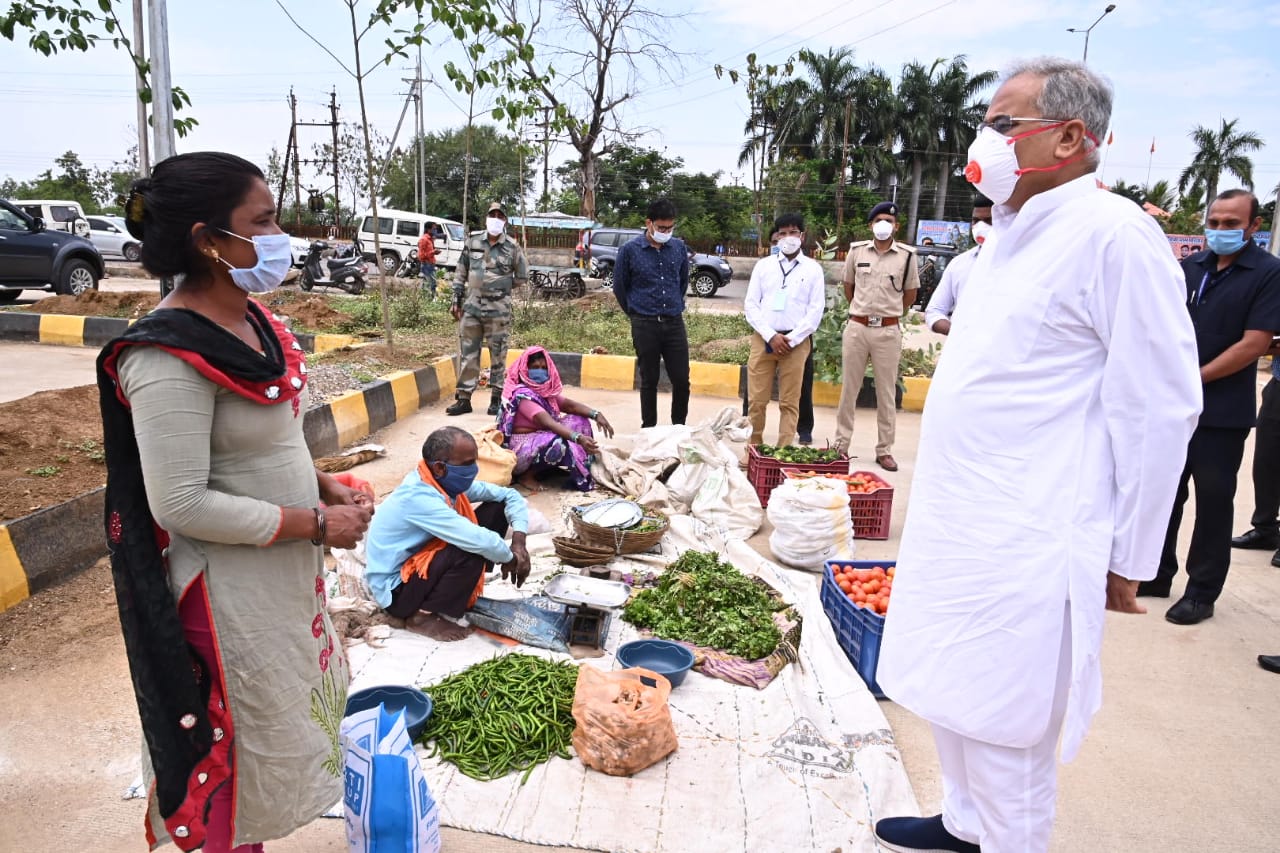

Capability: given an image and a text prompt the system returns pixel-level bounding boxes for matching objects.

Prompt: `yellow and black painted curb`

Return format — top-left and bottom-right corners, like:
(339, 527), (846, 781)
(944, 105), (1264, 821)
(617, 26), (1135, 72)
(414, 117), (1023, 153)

(0, 310), (360, 353)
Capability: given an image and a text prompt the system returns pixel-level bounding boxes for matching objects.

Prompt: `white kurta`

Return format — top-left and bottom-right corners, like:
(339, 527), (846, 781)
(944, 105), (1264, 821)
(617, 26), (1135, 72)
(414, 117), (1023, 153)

(877, 174), (1202, 761)
(923, 245), (980, 330)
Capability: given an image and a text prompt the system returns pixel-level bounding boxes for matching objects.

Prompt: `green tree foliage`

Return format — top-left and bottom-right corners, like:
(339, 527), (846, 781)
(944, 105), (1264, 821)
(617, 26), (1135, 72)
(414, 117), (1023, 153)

(0, 149), (138, 213)
(380, 124), (532, 223)
(1179, 118), (1264, 218)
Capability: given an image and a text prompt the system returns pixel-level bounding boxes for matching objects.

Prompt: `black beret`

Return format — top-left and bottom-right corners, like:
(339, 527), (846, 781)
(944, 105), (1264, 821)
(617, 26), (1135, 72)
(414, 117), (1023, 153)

(867, 201), (898, 222)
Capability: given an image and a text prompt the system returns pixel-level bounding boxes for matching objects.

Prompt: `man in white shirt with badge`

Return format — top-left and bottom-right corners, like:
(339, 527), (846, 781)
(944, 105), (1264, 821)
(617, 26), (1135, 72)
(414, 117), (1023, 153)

(924, 195), (994, 335)
(872, 57), (1202, 853)
(743, 213), (826, 446)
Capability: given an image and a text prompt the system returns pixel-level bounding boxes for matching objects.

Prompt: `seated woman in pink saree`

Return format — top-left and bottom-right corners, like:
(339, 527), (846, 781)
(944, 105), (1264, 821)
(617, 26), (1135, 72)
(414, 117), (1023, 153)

(497, 347), (614, 491)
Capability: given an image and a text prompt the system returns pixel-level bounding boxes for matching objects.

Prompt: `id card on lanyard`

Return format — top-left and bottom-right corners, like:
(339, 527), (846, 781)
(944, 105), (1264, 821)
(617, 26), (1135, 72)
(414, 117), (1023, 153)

(1190, 266), (1233, 307)
(773, 257), (798, 310)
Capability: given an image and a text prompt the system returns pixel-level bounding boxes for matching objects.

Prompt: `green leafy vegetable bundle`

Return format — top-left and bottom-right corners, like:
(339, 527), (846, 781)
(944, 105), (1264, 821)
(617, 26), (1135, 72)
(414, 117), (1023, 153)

(755, 444), (844, 464)
(420, 653), (578, 783)
(622, 550), (785, 659)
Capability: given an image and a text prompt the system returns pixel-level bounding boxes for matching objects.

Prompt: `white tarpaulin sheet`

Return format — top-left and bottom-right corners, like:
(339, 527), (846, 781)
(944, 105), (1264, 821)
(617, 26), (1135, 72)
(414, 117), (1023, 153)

(344, 517), (918, 852)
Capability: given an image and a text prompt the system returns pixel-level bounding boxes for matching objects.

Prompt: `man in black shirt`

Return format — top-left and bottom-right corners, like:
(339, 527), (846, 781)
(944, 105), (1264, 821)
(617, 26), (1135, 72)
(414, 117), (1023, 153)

(1142, 189), (1280, 624)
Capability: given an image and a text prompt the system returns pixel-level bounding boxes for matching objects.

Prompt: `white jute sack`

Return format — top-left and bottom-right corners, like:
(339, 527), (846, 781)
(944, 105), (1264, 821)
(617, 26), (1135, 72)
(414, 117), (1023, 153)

(767, 476), (855, 570)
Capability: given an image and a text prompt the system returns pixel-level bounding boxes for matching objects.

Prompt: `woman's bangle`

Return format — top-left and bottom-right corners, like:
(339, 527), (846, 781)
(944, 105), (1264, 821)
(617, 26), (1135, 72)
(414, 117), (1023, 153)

(311, 507), (327, 546)
(589, 409), (599, 421)
(570, 431), (582, 444)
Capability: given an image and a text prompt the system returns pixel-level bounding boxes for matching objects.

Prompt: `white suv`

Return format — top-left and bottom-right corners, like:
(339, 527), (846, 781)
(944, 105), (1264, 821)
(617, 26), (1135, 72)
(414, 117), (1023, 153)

(12, 199), (90, 237)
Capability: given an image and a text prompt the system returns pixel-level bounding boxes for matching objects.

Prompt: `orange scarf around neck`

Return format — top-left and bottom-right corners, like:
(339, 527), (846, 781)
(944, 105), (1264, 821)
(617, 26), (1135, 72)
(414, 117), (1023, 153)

(399, 461), (482, 606)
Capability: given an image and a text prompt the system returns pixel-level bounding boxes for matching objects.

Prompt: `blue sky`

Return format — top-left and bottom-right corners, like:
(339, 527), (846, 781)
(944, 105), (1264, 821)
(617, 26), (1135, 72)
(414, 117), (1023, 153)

(5, 0), (1280, 207)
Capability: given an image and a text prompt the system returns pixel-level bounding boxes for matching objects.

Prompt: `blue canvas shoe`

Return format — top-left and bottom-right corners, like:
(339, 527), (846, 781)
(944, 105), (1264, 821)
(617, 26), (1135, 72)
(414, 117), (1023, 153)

(874, 815), (981, 853)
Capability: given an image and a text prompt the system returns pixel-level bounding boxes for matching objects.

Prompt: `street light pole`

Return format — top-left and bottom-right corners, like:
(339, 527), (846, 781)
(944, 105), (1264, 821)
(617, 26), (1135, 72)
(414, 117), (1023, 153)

(1067, 3), (1117, 63)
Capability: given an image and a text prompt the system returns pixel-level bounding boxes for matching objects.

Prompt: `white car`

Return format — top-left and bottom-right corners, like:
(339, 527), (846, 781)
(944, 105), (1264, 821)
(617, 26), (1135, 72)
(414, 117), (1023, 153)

(85, 215), (143, 262)
(289, 235), (312, 267)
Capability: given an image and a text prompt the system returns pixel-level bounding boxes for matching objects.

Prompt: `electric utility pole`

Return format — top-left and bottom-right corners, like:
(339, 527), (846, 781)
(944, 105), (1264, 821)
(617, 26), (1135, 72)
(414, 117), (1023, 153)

(147, 0), (175, 163)
(131, 0), (150, 175)
(298, 90), (341, 227)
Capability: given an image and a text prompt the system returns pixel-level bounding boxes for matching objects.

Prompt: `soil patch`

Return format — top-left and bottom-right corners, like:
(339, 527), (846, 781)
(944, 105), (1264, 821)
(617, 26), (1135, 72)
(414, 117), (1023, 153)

(693, 334), (753, 363)
(263, 293), (355, 330)
(0, 385), (106, 522)
(16, 290), (161, 319)
(308, 336), (453, 375)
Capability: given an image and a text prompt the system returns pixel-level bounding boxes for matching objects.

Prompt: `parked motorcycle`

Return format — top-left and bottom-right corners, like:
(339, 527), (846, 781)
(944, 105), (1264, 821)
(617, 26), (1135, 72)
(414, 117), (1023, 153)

(300, 239), (367, 295)
(394, 247), (421, 278)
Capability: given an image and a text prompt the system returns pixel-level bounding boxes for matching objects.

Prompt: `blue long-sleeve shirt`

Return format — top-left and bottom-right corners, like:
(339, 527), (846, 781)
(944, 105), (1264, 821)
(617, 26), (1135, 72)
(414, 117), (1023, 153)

(612, 234), (690, 317)
(365, 469), (529, 609)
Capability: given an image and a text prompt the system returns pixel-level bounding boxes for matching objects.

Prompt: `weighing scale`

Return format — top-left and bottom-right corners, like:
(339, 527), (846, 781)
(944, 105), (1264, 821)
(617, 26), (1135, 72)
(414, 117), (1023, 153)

(543, 573), (631, 649)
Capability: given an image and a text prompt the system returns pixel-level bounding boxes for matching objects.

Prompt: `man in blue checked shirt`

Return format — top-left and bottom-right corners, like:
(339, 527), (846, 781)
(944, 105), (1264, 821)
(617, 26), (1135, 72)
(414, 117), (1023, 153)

(612, 197), (691, 428)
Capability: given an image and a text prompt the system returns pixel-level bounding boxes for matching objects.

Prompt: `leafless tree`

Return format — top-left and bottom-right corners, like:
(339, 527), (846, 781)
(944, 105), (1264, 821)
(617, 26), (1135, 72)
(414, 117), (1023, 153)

(493, 0), (682, 220)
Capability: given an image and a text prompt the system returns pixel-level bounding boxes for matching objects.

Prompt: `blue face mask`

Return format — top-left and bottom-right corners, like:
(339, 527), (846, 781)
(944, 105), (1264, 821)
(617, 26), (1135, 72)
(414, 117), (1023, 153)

(526, 367), (550, 384)
(437, 462), (479, 497)
(218, 230), (294, 294)
(1204, 228), (1248, 256)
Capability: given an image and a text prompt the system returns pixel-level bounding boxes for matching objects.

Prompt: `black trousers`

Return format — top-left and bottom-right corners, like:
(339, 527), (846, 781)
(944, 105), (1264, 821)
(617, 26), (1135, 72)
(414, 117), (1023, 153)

(742, 346), (815, 435)
(1248, 377), (1280, 535)
(387, 501), (509, 620)
(631, 315), (690, 428)
(1156, 425), (1250, 602)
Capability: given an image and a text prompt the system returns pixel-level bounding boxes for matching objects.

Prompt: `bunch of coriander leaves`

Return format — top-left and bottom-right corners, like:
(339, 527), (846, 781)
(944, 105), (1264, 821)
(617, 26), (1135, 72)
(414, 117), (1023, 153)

(621, 550), (787, 659)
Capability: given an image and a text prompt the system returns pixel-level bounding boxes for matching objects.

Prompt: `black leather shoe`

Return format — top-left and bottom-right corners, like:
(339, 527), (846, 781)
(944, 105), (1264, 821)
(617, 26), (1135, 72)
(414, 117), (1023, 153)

(1272, 549), (1280, 569)
(445, 397), (472, 416)
(1136, 580), (1171, 598)
(1231, 528), (1280, 550)
(1259, 655), (1280, 674)
(1165, 596), (1214, 625)
(875, 815), (980, 853)
(797, 432), (813, 445)
(487, 392), (502, 417)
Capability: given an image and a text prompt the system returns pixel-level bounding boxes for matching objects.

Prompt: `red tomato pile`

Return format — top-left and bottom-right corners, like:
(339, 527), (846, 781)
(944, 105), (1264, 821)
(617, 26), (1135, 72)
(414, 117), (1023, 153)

(787, 471), (888, 495)
(833, 564), (894, 615)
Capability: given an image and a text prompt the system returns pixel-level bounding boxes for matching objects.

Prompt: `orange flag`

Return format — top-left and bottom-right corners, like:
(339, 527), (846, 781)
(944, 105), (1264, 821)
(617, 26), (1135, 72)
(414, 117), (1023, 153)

(1150, 138), (1156, 153)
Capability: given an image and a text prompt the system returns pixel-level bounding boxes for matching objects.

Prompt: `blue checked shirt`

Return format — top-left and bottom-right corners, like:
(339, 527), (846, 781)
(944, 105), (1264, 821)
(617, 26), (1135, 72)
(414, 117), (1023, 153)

(612, 234), (690, 317)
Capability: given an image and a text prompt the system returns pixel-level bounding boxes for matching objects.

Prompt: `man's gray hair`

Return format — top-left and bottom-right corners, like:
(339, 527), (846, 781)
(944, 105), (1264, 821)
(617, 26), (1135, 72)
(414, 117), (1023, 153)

(1003, 57), (1113, 166)
(421, 426), (472, 463)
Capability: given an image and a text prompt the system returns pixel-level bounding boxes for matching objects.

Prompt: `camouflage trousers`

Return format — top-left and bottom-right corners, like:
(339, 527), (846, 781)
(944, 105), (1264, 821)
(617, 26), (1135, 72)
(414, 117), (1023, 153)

(456, 312), (512, 398)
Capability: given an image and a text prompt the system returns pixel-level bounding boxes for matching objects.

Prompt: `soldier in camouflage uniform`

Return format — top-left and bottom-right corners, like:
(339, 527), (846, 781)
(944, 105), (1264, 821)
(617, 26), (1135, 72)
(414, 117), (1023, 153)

(448, 202), (528, 416)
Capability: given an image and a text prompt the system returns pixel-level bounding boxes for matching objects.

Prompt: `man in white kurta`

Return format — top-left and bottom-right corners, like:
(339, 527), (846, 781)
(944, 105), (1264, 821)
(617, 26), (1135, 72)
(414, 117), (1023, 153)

(873, 58), (1202, 853)
(924, 196), (994, 335)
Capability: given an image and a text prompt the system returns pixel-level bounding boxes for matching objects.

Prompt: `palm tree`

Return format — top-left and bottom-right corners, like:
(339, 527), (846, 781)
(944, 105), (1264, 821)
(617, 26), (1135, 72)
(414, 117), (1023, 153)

(775, 47), (862, 177)
(931, 57), (997, 220)
(1109, 179), (1145, 205)
(1178, 118), (1264, 221)
(1143, 179), (1177, 213)
(895, 61), (941, 242)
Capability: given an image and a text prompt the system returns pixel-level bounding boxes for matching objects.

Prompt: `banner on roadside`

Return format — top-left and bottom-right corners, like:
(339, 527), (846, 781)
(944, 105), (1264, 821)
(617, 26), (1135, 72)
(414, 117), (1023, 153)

(915, 219), (971, 248)
(1168, 232), (1270, 259)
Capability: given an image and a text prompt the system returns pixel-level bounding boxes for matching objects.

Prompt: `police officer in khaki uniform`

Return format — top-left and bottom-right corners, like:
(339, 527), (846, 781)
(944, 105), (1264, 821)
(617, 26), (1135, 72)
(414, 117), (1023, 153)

(448, 202), (528, 416)
(833, 201), (918, 471)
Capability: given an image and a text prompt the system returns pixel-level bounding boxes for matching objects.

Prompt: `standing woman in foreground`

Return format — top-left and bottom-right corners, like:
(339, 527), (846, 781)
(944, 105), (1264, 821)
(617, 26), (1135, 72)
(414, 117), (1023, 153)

(97, 152), (373, 852)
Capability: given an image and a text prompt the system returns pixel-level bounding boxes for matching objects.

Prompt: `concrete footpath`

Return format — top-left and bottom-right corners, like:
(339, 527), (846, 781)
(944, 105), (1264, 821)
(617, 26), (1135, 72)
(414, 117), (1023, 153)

(0, 353), (1277, 851)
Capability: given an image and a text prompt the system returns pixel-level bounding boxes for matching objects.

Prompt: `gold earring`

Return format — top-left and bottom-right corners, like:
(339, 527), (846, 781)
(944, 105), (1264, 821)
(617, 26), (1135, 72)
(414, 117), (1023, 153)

(207, 248), (219, 260)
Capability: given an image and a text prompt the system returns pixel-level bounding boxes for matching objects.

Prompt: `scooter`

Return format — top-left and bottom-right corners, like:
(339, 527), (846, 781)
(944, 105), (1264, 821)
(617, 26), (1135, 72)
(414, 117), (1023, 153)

(300, 239), (367, 294)
(394, 248), (421, 278)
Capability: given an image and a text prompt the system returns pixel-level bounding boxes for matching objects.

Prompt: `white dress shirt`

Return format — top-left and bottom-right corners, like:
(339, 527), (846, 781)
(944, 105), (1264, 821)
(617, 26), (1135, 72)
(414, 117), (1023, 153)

(743, 252), (826, 347)
(924, 245), (980, 331)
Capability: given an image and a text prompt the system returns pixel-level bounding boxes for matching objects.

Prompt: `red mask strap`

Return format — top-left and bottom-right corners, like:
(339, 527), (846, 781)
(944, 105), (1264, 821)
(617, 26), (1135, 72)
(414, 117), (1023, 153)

(1014, 128), (1100, 176)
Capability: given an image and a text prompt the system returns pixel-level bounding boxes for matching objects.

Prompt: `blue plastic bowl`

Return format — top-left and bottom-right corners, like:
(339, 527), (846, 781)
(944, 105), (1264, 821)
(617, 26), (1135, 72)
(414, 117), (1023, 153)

(344, 685), (433, 740)
(616, 639), (696, 688)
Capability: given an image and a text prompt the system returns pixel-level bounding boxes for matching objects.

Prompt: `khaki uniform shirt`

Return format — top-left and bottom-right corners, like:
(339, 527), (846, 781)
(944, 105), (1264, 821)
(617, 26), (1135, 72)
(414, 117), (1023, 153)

(843, 240), (919, 318)
(452, 232), (528, 318)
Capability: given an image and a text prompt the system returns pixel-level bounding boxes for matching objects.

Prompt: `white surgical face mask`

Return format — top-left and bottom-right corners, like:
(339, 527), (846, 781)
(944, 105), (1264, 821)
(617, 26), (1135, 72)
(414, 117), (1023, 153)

(871, 221), (895, 241)
(777, 235), (803, 255)
(649, 227), (673, 244)
(218, 230), (293, 294)
(964, 126), (1023, 205)
(971, 221), (993, 244)
(485, 217), (505, 236)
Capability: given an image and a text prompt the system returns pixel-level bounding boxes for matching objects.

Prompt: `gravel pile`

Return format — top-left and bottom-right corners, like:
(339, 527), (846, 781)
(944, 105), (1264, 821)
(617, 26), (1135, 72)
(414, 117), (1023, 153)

(305, 363), (372, 409)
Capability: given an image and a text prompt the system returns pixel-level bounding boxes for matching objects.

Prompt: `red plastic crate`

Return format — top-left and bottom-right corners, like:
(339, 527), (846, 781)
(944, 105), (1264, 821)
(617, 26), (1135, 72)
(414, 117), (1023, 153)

(820, 560), (894, 697)
(746, 444), (849, 508)
(783, 469), (894, 539)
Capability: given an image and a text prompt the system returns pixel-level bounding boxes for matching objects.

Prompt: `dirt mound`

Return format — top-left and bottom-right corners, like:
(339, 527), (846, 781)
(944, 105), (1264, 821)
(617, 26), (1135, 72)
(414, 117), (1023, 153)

(311, 342), (444, 374)
(21, 291), (160, 319)
(0, 385), (106, 522)
(268, 296), (354, 331)
(694, 334), (752, 362)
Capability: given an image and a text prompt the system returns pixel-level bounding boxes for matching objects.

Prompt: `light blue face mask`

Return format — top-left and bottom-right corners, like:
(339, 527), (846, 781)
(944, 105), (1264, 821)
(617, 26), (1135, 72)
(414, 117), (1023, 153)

(527, 367), (550, 384)
(218, 230), (294, 294)
(1204, 228), (1248, 256)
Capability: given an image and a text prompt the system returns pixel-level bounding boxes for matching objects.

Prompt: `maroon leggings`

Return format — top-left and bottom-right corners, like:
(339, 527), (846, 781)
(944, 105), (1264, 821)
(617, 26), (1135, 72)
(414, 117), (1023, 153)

(178, 586), (266, 853)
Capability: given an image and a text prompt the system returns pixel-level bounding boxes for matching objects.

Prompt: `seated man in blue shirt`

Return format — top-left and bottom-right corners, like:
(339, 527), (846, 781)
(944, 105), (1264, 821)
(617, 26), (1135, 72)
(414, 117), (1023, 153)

(366, 426), (530, 641)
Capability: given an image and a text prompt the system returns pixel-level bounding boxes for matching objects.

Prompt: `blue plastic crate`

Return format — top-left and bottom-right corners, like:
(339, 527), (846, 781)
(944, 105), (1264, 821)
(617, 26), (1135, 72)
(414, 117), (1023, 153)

(820, 560), (894, 698)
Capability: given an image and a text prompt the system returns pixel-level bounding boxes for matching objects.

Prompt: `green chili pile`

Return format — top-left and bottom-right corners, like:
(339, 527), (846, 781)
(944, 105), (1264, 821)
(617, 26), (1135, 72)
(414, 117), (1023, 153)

(420, 653), (578, 783)
(621, 550), (786, 659)
(755, 444), (843, 464)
